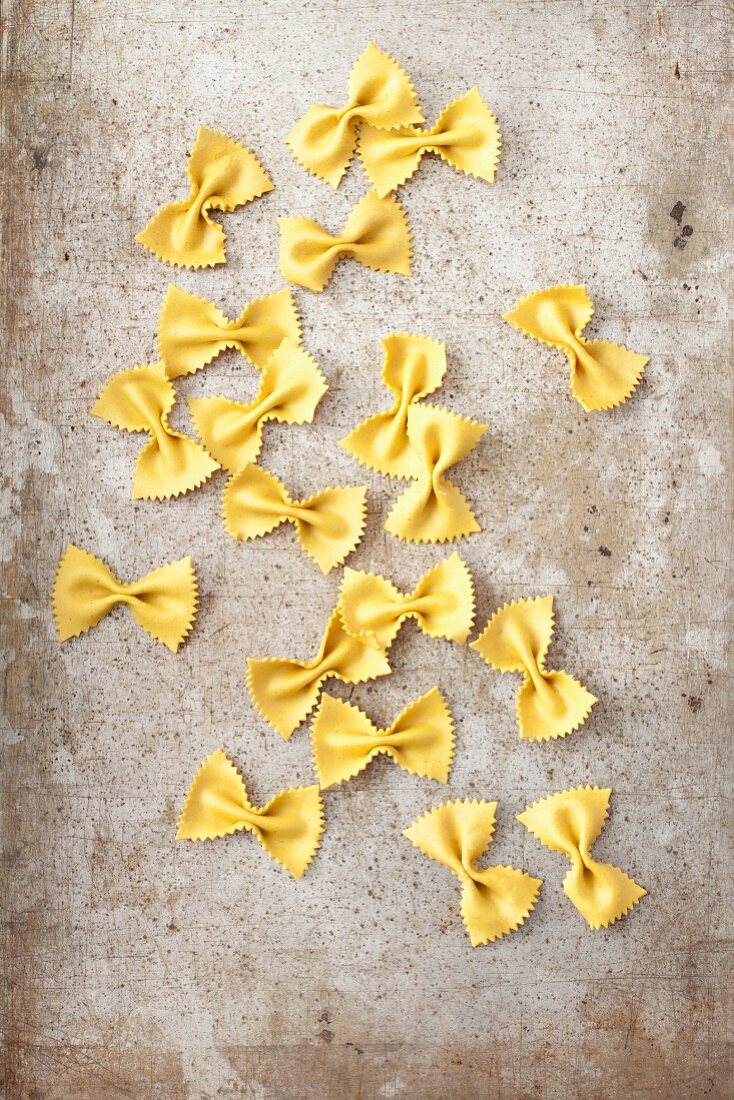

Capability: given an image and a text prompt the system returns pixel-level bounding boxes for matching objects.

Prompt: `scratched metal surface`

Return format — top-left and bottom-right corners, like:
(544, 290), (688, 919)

(1, 1), (732, 1096)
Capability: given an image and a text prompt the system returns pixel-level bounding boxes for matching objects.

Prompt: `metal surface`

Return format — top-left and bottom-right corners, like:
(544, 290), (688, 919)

(1, 1), (732, 1096)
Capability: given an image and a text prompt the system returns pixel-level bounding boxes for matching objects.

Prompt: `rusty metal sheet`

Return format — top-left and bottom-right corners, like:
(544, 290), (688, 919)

(1, 1), (732, 1096)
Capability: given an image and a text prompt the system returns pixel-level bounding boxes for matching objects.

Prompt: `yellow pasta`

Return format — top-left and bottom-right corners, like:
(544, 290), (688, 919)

(136, 127), (273, 268)
(340, 333), (447, 478)
(286, 42), (422, 187)
(339, 552), (474, 649)
(189, 340), (327, 471)
(404, 800), (542, 946)
(278, 191), (412, 292)
(470, 596), (596, 741)
(223, 465), (367, 575)
(517, 786), (646, 928)
(503, 285), (649, 411)
(384, 404), (487, 543)
(91, 363), (219, 500)
(311, 688), (454, 788)
(177, 749), (323, 878)
(158, 285), (301, 377)
(52, 543), (197, 652)
(359, 87), (501, 196)
(247, 609), (391, 740)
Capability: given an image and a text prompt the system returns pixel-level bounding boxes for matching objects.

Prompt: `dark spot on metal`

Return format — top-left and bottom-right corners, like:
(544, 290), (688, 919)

(670, 201), (686, 225)
(598, 545), (612, 557)
(687, 696), (702, 713)
(31, 147), (48, 172)
(674, 61), (681, 78)
(672, 209), (692, 249)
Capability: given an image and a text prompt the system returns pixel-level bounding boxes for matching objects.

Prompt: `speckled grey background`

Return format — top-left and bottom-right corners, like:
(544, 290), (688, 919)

(2, 1), (732, 1097)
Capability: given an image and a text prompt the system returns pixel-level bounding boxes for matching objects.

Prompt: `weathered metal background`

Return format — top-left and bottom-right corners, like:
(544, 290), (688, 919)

(1, 1), (732, 1096)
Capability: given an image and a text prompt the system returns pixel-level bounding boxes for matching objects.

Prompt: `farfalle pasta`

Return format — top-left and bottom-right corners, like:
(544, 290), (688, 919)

(223, 465), (367, 575)
(177, 749), (323, 879)
(384, 404), (487, 543)
(247, 609), (392, 739)
(339, 552), (474, 649)
(517, 786), (646, 928)
(404, 800), (542, 946)
(158, 285), (301, 378)
(286, 42), (423, 187)
(503, 285), (649, 411)
(340, 333), (447, 478)
(278, 191), (412, 292)
(136, 127), (273, 269)
(52, 543), (197, 652)
(311, 688), (454, 788)
(359, 87), (501, 196)
(189, 340), (328, 471)
(91, 363), (220, 500)
(470, 596), (596, 741)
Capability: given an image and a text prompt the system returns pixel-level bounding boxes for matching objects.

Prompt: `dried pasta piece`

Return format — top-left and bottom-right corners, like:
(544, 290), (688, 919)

(91, 363), (219, 500)
(359, 87), (501, 196)
(311, 688), (454, 788)
(286, 42), (423, 187)
(470, 596), (596, 741)
(158, 284), (301, 378)
(340, 333), (447, 478)
(224, 465), (367, 575)
(503, 285), (649, 412)
(52, 543), (197, 652)
(136, 127), (273, 268)
(339, 552), (474, 649)
(384, 404), (487, 543)
(404, 800), (542, 946)
(177, 749), (323, 878)
(189, 340), (328, 471)
(278, 191), (412, 293)
(517, 786), (646, 928)
(247, 608), (391, 740)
